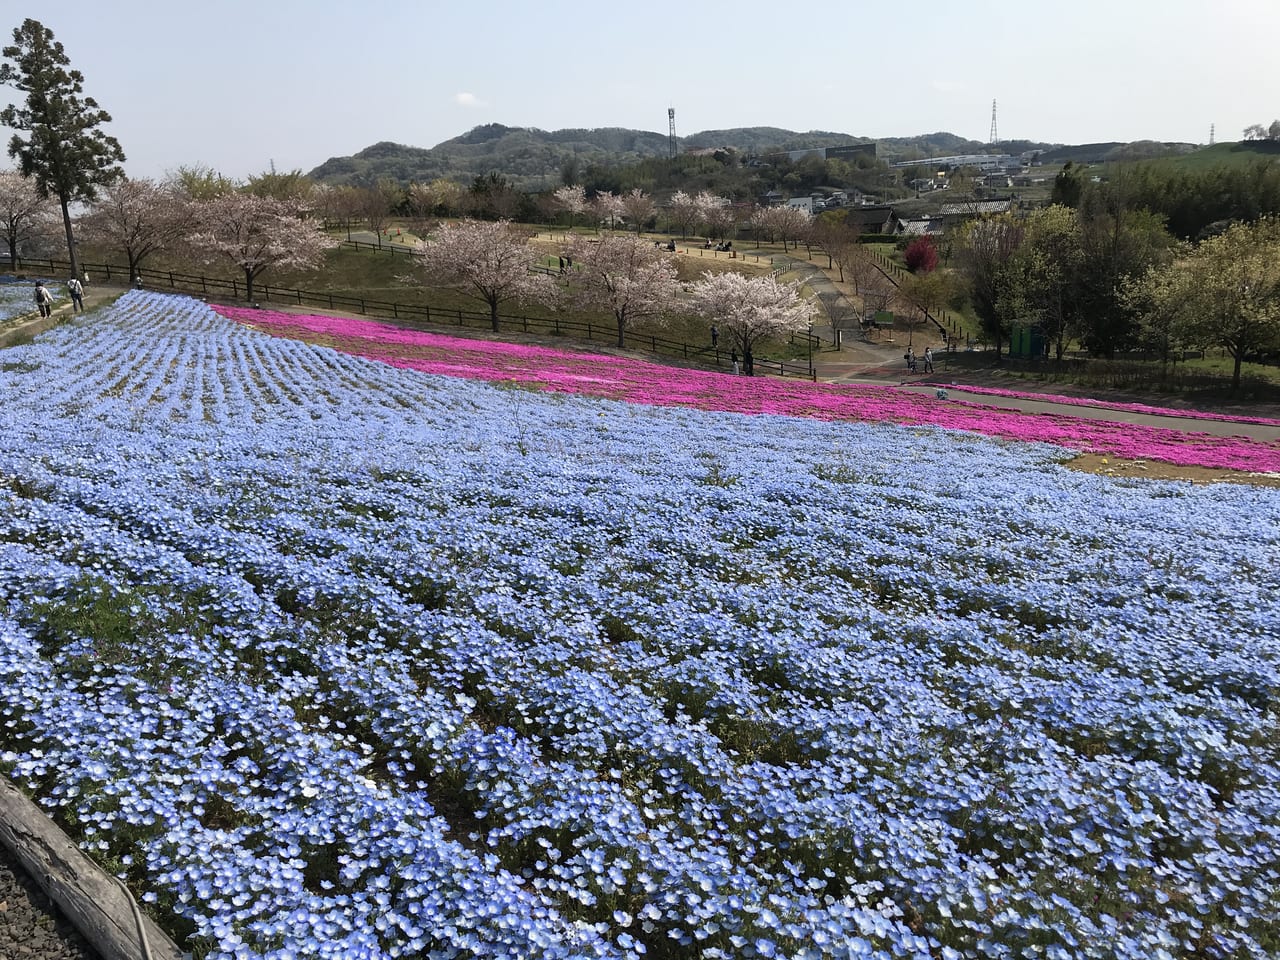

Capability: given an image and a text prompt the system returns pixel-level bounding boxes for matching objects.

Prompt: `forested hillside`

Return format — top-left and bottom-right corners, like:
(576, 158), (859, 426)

(307, 124), (1057, 190)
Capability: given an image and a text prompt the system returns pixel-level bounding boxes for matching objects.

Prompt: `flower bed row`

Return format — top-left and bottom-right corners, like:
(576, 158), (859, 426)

(211, 306), (1280, 474)
(0, 292), (1277, 960)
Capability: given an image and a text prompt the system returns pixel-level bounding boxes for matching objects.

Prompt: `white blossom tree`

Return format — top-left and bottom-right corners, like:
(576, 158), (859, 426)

(749, 204), (776, 246)
(668, 190), (701, 239)
(567, 233), (682, 347)
(701, 197), (737, 241)
(621, 188), (655, 234)
(0, 167), (51, 265)
(186, 193), (339, 302)
(686, 270), (812, 375)
(553, 184), (587, 231)
(80, 177), (187, 278)
(590, 190), (625, 232)
(415, 219), (557, 332)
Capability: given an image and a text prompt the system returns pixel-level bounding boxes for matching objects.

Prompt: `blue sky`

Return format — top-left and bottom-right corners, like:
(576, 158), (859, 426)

(6, 0), (1278, 182)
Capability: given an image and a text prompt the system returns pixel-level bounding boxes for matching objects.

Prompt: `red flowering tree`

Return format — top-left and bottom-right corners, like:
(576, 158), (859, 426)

(903, 235), (939, 273)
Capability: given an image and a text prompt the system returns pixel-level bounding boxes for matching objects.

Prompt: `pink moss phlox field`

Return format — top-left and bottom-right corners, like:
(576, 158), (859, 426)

(212, 306), (1280, 473)
(945, 383), (1280, 427)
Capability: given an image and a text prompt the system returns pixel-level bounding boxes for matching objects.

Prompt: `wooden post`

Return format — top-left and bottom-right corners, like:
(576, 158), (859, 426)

(0, 777), (184, 960)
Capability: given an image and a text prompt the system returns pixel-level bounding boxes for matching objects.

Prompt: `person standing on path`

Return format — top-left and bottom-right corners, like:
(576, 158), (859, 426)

(923, 346), (934, 373)
(710, 325), (719, 349)
(66, 276), (84, 313)
(33, 282), (53, 317)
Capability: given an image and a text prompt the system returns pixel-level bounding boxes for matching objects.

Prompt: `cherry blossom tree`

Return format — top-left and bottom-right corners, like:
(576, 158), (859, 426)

(686, 270), (812, 374)
(668, 190), (701, 239)
(621, 188), (655, 234)
(772, 206), (812, 253)
(590, 190), (625, 232)
(414, 219), (557, 332)
(186, 193), (339, 302)
(700, 195), (737, 240)
(553, 184), (587, 231)
(566, 234), (682, 347)
(0, 167), (51, 265)
(749, 204), (777, 246)
(80, 177), (187, 278)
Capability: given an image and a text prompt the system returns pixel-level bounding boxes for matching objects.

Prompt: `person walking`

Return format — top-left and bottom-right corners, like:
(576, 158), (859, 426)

(730, 348), (740, 375)
(33, 281), (53, 318)
(67, 276), (84, 313)
(710, 324), (719, 349)
(923, 345), (934, 373)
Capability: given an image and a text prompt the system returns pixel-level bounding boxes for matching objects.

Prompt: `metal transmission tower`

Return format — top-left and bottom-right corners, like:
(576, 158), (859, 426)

(989, 99), (998, 143)
(668, 108), (677, 159)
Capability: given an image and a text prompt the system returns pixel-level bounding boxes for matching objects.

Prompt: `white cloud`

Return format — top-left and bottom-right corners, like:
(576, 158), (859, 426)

(455, 92), (488, 108)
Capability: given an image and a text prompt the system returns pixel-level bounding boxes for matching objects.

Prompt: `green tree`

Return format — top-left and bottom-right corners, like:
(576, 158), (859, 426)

(1174, 216), (1280, 391)
(1065, 175), (1175, 357)
(0, 18), (126, 280)
(1122, 257), (1193, 373)
(245, 167), (315, 203)
(1008, 205), (1083, 360)
(1050, 161), (1086, 207)
(168, 163), (237, 201)
(957, 214), (1024, 360)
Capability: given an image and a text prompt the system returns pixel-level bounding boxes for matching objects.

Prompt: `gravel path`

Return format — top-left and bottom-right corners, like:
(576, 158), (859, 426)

(0, 843), (101, 960)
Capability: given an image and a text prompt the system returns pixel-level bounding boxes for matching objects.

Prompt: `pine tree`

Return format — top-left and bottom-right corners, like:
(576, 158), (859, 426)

(1, 18), (126, 279)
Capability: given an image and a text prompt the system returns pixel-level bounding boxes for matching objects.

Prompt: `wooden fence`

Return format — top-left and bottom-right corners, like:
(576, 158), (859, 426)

(6, 254), (816, 381)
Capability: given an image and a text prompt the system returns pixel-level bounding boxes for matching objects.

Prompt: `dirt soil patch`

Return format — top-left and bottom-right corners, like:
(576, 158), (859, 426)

(1066, 453), (1280, 488)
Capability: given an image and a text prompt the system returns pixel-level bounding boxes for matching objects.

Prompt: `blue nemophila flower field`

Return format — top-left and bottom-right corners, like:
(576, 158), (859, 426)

(0, 280), (55, 322)
(1, 292), (1278, 960)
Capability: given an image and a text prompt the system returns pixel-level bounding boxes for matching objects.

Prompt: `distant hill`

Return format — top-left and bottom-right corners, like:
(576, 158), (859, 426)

(1038, 141), (1201, 165)
(307, 124), (1060, 190)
